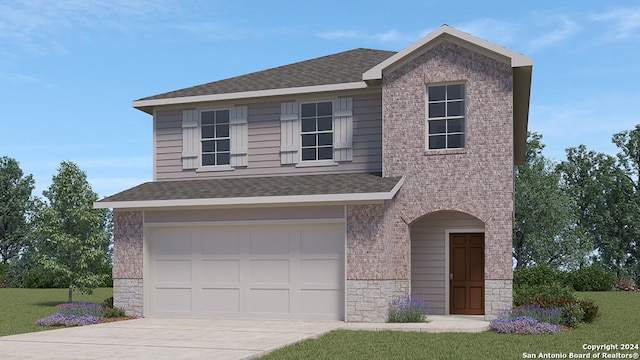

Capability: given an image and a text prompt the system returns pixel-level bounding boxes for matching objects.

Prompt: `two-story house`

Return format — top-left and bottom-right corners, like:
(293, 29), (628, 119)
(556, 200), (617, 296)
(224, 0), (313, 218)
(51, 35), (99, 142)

(96, 25), (532, 322)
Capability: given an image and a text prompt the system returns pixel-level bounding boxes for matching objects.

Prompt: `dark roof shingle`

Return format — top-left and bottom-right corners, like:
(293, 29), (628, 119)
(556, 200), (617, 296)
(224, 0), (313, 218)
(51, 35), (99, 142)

(138, 48), (396, 101)
(98, 173), (401, 203)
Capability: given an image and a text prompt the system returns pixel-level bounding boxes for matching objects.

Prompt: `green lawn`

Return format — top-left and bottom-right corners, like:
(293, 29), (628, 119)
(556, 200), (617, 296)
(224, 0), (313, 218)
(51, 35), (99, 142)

(0, 288), (113, 336)
(260, 292), (640, 360)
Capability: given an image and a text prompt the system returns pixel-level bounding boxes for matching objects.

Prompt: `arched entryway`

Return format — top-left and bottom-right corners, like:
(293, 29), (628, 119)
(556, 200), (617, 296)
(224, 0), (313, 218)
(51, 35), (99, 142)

(410, 211), (485, 315)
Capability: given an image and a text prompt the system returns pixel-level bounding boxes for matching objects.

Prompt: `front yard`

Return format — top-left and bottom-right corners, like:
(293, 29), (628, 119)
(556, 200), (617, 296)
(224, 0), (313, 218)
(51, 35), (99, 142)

(1, 289), (637, 359)
(260, 292), (640, 360)
(0, 288), (112, 336)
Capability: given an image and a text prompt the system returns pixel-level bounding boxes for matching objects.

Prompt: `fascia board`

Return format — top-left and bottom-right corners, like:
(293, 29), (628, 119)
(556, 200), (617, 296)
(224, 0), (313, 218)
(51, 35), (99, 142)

(93, 177), (405, 210)
(132, 82), (368, 111)
(363, 25), (532, 81)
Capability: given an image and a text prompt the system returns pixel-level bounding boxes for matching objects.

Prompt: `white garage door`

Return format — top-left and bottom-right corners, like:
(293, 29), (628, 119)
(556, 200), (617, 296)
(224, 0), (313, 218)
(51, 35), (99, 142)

(146, 222), (344, 320)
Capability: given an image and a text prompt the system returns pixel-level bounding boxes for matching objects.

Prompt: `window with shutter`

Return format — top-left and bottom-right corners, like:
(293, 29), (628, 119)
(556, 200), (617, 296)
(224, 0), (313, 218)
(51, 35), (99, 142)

(181, 105), (248, 171)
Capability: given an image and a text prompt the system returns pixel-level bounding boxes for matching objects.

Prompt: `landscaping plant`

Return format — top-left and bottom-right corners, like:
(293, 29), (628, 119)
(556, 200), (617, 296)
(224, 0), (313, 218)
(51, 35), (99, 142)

(387, 294), (429, 323)
(34, 297), (128, 328)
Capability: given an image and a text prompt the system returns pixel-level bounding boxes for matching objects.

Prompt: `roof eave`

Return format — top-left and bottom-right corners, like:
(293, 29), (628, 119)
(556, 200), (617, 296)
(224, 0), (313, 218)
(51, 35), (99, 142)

(363, 25), (533, 81)
(94, 176), (404, 210)
(513, 65), (533, 166)
(132, 81), (370, 114)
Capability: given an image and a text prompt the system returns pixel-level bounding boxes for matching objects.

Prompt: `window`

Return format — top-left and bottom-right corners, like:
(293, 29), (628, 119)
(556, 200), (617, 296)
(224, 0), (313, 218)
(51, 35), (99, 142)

(201, 109), (230, 166)
(427, 84), (465, 150)
(300, 101), (333, 161)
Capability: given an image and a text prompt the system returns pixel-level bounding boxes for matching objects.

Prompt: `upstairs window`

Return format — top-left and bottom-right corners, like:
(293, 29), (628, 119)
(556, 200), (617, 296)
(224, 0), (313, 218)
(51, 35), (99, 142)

(201, 109), (230, 166)
(300, 101), (333, 161)
(427, 84), (466, 150)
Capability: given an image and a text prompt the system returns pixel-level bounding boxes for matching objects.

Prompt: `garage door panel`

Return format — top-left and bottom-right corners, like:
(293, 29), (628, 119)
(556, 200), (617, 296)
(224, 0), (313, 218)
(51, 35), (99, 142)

(202, 289), (240, 313)
(250, 228), (291, 254)
(250, 289), (290, 314)
(302, 289), (341, 315)
(301, 259), (341, 284)
(202, 260), (240, 283)
(201, 229), (242, 255)
(149, 222), (344, 320)
(300, 225), (344, 254)
(153, 229), (192, 255)
(155, 260), (192, 283)
(155, 288), (191, 312)
(250, 260), (290, 284)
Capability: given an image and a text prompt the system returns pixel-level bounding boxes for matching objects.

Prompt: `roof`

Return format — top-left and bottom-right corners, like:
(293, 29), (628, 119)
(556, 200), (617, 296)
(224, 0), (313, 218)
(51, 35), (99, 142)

(95, 173), (404, 209)
(133, 48), (396, 114)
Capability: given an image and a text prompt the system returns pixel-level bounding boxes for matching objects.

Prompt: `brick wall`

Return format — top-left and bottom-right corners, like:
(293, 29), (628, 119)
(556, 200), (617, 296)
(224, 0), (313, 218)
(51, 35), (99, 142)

(112, 211), (144, 316)
(346, 40), (514, 321)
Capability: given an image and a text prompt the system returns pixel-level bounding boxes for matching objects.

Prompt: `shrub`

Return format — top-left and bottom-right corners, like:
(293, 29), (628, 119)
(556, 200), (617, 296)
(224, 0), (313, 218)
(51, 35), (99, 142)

(514, 265), (565, 288)
(512, 304), (563, 326)
(615, 278), (640, 292)
(103, 306), (127, 318)
(525, 296), (599, 327)
(579, 300), (600, 323)
(490, 316), (562, 334)
(513, 265), (573, 306)
(56, 301), (105, 317)
(567, 266), (615, 291)
(35, 313), (99, 327)
(513, 282), (575, 307)
(388, 294), (429, 323)
(100, 297), (128, 318)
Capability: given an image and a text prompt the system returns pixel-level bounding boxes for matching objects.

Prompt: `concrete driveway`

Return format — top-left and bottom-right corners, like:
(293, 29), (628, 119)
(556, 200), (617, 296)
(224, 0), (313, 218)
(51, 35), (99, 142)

(0, 318), (344, 360)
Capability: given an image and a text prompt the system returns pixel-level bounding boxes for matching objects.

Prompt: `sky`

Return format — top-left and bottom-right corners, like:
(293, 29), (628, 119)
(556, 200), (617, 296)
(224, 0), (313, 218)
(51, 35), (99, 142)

(1, 0), (639, 198)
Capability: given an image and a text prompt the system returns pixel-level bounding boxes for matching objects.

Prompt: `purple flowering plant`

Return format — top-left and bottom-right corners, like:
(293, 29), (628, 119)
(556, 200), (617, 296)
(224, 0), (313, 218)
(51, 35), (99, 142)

(490, 304), (564, 334)
(35, 313), (99, 327)
(388, 294), (430, 323)
(35, 301), (105, 328)
(490, 315), (562, 334)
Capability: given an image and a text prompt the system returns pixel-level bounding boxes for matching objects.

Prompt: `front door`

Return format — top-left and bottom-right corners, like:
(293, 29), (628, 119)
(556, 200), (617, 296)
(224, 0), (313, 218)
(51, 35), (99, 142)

(449, 233), (484, 315)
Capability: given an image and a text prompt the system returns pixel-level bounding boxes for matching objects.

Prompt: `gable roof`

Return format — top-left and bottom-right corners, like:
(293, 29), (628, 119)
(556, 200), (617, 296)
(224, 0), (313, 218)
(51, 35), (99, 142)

(94, 173), (404, 209)
(133, 48), (396, 114)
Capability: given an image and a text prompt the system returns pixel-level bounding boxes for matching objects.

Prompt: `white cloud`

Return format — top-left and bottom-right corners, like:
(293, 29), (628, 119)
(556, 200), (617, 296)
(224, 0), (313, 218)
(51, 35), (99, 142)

(316, 29), (416, 44)
(454, 18), (518, 46)
(528, 15), (580, 50)
(592, 7), (640, 40)
(0, 0), (174, 58)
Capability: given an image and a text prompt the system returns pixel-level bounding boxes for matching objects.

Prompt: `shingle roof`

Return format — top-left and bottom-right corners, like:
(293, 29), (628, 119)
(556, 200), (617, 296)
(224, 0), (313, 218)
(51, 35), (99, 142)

(138, 48), (396, 101)
(97, 173), (402, 206)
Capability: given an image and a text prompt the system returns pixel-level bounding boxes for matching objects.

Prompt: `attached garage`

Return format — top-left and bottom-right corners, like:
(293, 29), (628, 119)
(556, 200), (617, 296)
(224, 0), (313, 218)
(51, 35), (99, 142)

(146, 222), (345, 320)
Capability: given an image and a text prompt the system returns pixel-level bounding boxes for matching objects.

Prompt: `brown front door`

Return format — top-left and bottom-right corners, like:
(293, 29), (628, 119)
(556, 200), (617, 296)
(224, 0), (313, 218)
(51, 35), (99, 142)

(450, 233), (484, 315)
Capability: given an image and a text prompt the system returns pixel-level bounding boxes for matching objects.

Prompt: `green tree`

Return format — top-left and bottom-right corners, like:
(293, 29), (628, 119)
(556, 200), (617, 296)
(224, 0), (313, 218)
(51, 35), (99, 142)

(513, 133), (583, 269)
(0, 157), (36, 265)
(37, 161), (112, 302)
(559, 137), (639, 280)
(611, 124), (640, 279)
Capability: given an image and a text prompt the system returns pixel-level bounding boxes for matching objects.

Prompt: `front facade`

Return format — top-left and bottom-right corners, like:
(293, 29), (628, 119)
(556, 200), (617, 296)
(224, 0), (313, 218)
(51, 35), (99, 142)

(97, 25), (532, 322)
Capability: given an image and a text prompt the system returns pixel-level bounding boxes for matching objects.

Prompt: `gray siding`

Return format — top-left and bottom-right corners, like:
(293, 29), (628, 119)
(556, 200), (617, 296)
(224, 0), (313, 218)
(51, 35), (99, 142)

(144, 206), (345, 224)
(153, 92), (382, 181)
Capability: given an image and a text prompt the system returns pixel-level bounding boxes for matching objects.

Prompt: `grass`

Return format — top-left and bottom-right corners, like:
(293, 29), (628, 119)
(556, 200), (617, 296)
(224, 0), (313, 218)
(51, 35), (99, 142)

(0, 288), (113, 336)
(259, 292), (640, 360)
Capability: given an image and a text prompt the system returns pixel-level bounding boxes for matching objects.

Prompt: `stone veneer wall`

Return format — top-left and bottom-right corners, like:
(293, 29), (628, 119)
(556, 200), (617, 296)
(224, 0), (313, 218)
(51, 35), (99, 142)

(112, 211), (144, 317)
(346, 40), (515, 321)
(346, 280), (410, 322)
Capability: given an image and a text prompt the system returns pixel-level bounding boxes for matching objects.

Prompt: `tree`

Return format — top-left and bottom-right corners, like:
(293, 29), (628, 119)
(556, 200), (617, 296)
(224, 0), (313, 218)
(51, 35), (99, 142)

(513, 133), (583, 269)
(0, 156), (36, 265)
(559, 135), (639, 280)
(37, 161), (112, 302)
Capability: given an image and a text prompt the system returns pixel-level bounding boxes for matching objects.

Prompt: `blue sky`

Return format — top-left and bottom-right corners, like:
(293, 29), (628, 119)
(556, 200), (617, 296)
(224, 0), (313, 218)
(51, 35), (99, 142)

(1, 0), (639, 198)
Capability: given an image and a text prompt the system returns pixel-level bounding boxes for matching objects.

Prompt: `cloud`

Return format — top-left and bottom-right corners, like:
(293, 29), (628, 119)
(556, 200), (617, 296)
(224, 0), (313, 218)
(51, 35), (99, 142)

(528, 15), (580, 50)
(0, 0), (174, 58)
(316, 29), (416, 44)
(454, 18), (518, 46)
(591, 7), (640, 40)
